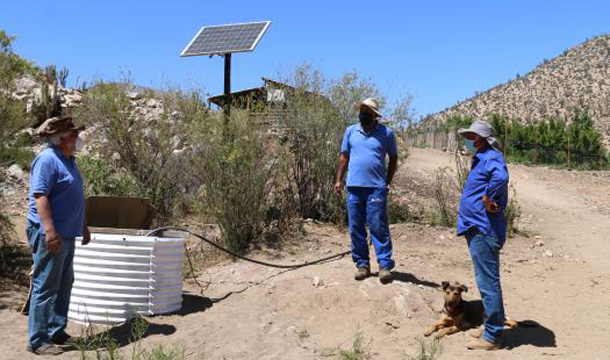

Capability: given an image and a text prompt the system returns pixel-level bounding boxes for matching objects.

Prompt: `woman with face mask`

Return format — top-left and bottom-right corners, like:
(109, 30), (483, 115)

(456, 120), (509, 351)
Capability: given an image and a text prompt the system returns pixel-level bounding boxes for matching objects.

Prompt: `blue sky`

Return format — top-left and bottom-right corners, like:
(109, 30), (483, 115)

(2, 1), (609, 117)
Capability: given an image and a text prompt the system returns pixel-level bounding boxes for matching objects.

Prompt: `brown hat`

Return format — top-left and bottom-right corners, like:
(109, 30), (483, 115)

(36, 116), (85, 137)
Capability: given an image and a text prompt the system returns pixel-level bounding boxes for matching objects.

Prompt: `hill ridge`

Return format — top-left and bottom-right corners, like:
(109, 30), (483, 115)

(424, 34), (610, 145)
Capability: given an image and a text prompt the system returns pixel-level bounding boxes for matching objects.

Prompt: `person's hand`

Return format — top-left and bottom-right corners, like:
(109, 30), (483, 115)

(82, 226), (91, 246)
(483, 195), (500, 213)
(44, 229), (62, 253)
(334, 180), (343, 196)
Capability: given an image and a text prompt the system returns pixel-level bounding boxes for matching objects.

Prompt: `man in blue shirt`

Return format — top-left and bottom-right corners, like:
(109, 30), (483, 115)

(457, 120), (509, 351)
(25, 115), (90, 356)
(335, 98), (398, 284)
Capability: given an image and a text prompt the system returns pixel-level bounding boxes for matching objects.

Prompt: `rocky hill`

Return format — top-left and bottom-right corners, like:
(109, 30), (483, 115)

(424, 34), (610, 145)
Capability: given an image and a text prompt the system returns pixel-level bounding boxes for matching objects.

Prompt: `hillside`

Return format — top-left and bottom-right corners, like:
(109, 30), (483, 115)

(425, 34), (610, 144)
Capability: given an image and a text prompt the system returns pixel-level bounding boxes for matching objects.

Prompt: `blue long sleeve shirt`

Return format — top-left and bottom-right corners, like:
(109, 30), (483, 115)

(457, 146), (509, 241)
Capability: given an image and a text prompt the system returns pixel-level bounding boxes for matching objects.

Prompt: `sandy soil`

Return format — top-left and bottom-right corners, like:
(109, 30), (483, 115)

(1, 148), (609, 359)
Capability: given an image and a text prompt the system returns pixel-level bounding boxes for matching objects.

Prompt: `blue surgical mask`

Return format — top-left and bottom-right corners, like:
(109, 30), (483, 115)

(465, 139), (477, 153)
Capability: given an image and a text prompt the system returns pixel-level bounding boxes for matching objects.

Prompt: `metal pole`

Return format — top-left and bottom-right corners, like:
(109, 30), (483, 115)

(224, 53), (232, 124)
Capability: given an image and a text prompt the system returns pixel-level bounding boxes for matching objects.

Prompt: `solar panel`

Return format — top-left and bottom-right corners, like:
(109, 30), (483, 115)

(181, 21), (271, 57)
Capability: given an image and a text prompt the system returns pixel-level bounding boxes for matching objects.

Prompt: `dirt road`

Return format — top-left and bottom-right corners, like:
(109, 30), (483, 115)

(1, 148), (609, 359)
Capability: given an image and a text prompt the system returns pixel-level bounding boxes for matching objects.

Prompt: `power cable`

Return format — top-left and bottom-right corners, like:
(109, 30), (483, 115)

(145, 226), (350, 301)
(145, 226), (350, 269)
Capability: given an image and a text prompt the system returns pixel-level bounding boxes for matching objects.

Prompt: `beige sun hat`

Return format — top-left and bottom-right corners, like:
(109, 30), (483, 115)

(354, 98), (382, 118)
(458, 120), (502, 151)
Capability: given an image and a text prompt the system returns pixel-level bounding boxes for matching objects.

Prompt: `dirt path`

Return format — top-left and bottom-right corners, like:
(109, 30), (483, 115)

(1, 148), (609, 359)
(408, 147), (610, 271)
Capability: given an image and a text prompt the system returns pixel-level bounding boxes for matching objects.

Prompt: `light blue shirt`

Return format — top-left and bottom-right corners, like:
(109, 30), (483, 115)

(457, 146), (509, 241)
(341, 122), (397, 188)
(27, 147), (85, 238)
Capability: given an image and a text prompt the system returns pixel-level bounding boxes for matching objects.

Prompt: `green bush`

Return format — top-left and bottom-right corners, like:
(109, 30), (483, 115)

(0, 145), (35, 169)
(192, 109), (277, 254)
(0, 31), (38, 140)
(74, 82), (205, 226)
(494, 111), (605, 169)
(276, 65), (349, 223)
(78, 155), (144, 198)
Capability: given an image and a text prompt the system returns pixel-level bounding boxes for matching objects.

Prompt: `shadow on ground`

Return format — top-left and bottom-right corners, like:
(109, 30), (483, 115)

(390, 271), (441, 288)
(503, 320), (556, 349)
(69, 293), (214, 351)
(175, 293), (213, 316)
(71, 317), (177, 351)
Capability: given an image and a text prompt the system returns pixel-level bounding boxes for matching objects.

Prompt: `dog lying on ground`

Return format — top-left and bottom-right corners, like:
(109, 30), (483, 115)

(424, 281), (518, 339)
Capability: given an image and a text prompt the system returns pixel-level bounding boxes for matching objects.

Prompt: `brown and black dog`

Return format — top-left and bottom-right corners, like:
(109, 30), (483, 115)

(424, 281), (518, 339)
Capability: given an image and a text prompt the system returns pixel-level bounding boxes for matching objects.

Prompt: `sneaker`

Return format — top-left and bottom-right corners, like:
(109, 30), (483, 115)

(354, 266), (371, 280)
(27, 343), (64, 356)
(379, 268), (393, 284)
(466, 337), (500, 351)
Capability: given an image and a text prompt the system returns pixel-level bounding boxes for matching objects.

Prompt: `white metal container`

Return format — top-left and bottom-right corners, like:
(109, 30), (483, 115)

(68, 233), (184, 325)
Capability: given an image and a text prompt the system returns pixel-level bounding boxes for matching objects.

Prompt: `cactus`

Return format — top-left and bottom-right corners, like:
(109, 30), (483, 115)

(58, 67), (69, 88)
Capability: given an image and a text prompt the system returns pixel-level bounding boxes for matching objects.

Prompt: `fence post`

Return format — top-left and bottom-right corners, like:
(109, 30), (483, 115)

(502, 119), (508, 158)
(567, 133), (572, 168)
(535, 131), (540, 164)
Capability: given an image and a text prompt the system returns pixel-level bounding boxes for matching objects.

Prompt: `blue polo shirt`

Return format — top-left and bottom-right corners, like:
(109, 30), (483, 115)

(27, 147), (85, 238)
(457, 146), (509, 241)
(341, 122), (397, 188)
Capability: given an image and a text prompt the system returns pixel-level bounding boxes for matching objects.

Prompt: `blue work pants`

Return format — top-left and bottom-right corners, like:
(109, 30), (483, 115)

(26, 221), (75, 349)
(466, 228), (505, 343)
(346, 186), (395, 270)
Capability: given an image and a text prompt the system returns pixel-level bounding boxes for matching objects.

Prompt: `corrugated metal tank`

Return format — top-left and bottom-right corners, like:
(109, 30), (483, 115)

(68, 233), (184, 325)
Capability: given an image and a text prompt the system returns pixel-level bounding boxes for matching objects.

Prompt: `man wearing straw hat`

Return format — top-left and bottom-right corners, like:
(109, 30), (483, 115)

(25, 115), (90, 355)
(457, 120), (510, 350)
(335, 98), (398, 284)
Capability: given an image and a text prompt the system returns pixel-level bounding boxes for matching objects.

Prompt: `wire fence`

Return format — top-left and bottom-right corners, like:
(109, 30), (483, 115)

(403, 127), (609, 170)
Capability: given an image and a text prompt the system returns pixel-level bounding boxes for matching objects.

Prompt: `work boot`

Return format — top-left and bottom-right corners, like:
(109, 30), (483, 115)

(466, 337), (500, 351)
(379, 268), (393, 284)
(354, 266), (371, 280)
(27, 343), (64, 356)
(51, 332), (78, 346)
(469, 327), (484, 339)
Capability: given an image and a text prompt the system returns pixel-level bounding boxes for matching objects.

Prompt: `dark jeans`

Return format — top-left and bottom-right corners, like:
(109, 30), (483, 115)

(346, 186), (395, 270)
(26, 221), (75, 349)
(465, 228), (505, 343)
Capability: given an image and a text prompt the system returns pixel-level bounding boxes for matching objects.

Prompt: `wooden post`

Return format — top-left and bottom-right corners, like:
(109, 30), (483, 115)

(567, 132), (571, 168)
(504, 120), (508, 156)
(535, 130), (540, 164)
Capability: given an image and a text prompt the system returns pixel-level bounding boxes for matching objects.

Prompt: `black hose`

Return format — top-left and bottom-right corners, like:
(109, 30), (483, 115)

(145, 226), (350, 269)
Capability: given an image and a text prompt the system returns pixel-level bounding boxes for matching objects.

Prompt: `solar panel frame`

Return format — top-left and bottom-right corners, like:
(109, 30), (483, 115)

(180, 21), (271, 57)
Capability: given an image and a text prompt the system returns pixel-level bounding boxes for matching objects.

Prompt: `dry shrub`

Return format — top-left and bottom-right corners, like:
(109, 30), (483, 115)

(276, 65), (346, 223)
(74, 82), (206, 226)
(191, 109), (278, 254)
(430, 167), (460, 227)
